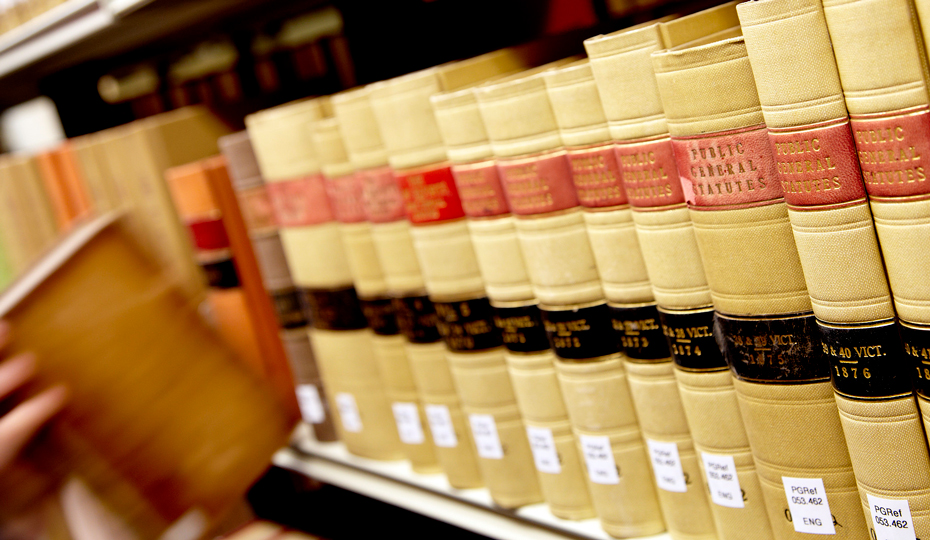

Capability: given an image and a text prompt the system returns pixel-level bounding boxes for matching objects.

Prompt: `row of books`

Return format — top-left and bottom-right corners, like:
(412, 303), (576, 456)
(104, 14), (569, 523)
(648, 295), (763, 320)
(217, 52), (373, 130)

(227, 0), (930, 538)
(3, 0), (930, 538)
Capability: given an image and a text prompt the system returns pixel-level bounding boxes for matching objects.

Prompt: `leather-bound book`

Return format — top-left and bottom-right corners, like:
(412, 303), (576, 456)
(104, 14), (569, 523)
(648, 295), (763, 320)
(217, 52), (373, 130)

(219, 131), (338, 442)
(332, 87), (484, 489)
(0, 214), (292, 537)
(474, 65), (681, 538)
(246, 98), (403, 461)
(369, 52), (544, 509)
(584, 7), (776, 540)
(311, 117), (440, 472)
(432, 70), (596, 522)
(653, 33), (869, 540)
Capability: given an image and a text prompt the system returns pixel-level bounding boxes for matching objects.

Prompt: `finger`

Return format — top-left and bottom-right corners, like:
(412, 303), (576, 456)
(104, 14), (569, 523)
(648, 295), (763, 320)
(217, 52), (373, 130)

(0, 353), (36, 401)
(0, 385), (68, 470)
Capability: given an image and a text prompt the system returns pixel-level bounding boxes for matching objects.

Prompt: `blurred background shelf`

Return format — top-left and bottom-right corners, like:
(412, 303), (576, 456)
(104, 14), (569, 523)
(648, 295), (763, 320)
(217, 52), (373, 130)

(274, 432), (673, 540)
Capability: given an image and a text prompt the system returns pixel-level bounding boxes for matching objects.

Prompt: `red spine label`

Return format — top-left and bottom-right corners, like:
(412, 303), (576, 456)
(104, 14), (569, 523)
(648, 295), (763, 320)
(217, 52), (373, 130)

(568, 143), (628, 208)
(850, 107), (930, 200)
(325, 174), (366, 224)
(237, 185), (277, 232)
(769, 120), (867, 208)
(395, 163), (466, 224)
(359, 166), (406, 224)
(451, 160), (510, 218)
(672, 125), (783, 208)
(614, 137), (686, 208)
(266, 174), (334, 227)
(188, 218), (230, 251)
(497, 150), (579, 216)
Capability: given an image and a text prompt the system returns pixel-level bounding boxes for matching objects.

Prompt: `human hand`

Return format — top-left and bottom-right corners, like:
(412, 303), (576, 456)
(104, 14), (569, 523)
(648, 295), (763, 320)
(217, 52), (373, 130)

(0, 321), (67, 472)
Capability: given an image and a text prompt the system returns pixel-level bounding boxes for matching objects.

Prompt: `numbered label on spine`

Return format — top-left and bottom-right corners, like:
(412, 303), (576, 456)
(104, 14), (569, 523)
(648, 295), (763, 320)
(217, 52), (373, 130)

(660, 308), (727, 371)
(902, 322), (930, 398)
(782, 476), (836, 535)
(580, 434), (620, 485)
(867, 494), (916, 540)
(701, 452), (744, 508)
(819, 320), (911, 399)
(609, 304), (670, 361)
(425, 405), (458, 448)
(526, 426), (561, 475)
(296, 384), (325, 424)
(391, 402), (425, 445)
(469, 414), (504, 459)
(335, 393), (363, 433)
(393, 296), (441, 343)
(434, 297), (503, 352)
(647, 439), (687, 493)
(541, 303), (617, 360)
(493, 304), (550, 353)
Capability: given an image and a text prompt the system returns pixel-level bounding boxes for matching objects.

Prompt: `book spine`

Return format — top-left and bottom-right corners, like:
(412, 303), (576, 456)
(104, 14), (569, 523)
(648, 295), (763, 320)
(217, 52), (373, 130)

(816, 0), (930, 534)
(476, 73), (670, 536)
(246, 104), (404, 461)
(587, 21), (776, 538)
(655, 35), (868, 539)
(315, 120), (441, 473)
(393, 158), (544, 509)
(358, 162), (485, 489)
(219, 132), (337, 442)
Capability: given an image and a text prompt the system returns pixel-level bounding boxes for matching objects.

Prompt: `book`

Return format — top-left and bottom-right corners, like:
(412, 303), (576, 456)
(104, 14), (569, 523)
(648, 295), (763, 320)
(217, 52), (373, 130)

(332, 86), (485, 490)
(584, 8), (776, 540)
(369, 53), (544, 509)
(0, 213), (292, 538)
(740, 0), (930, 536)
(653, 33), (869, 539)
(219, 130), (338, 443)
(474, 65), (681, 537)
(311, 116), (441, 473)
(432, 74), (597, 522)
(246, 97), (404, 461)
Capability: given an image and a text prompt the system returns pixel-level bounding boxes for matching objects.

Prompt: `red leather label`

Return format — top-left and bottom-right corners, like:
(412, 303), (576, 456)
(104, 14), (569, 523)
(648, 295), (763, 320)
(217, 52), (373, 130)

(568, 143), (628, 208)
(614, 137), (686, 208)
(237, 185), (277, 232)
(672, 125), (783, 208)
(325, 174), (366, 224)
(358, 166), (407, 224)
(266, 174), (334, 227)
(451, 160), (510, 218)
(188, 218), (230, 251)
(769, 120), (867, 208)
(497, 150), (579, 216)
(396, 163), (466, 224)
(851, 107), (930, 200)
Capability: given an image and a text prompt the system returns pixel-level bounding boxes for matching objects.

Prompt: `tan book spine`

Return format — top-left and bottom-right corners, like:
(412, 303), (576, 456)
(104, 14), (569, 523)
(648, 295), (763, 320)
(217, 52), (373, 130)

(739, 0), (930, 536)
(0, 157), (30, 274)
(585, 11), (775, 540)
(332, 86), (484, 489)
(654, 34), (868, 540)
(312, 117), (440, 473)
(475, 68), (677, 538)
(246, 99), (404, 461)
(369, 62), (543, 509)
(432, 82), (596, 521)
(219, 131), (338, 443)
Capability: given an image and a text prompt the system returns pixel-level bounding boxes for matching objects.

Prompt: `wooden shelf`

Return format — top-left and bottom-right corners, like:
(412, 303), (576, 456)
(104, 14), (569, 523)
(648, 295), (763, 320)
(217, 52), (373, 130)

(274, 429), (673, 540)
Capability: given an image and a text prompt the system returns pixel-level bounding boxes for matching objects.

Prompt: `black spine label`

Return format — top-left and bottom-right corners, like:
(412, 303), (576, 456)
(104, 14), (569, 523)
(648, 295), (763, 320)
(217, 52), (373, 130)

(609, 304), (669, 361)
(269, 287), (308, 329)
(360, 298), (400, 336)
(819, 320), (912, 399)
(202, 257), (240, 289)
(493, 304), (550, 353)
(393, 295), (441, 343)
(434, 297), (503, 352)
(898, 322), (930, 398)
(715, 313), (830, 383)
(540, 303), (618, 360)
(300, 287), (368, 331)
(660, 308), (727, 371)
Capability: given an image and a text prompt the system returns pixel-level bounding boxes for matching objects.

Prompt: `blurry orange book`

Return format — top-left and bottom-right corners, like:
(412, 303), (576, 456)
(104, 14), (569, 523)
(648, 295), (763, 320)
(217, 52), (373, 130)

(0, 213), (293, 537)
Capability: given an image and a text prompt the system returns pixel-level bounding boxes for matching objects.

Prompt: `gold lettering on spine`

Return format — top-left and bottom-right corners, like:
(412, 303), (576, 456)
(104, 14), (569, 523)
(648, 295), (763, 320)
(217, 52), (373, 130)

(685, 140), (768, 198)
(773, 137), (844, 195)
(618, 149), (675, 202)
(855, 124), (926, 189)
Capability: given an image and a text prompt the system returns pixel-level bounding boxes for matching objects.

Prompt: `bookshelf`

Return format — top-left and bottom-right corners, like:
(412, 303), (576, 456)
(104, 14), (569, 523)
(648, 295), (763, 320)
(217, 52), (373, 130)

(276, 427), (673, 540)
